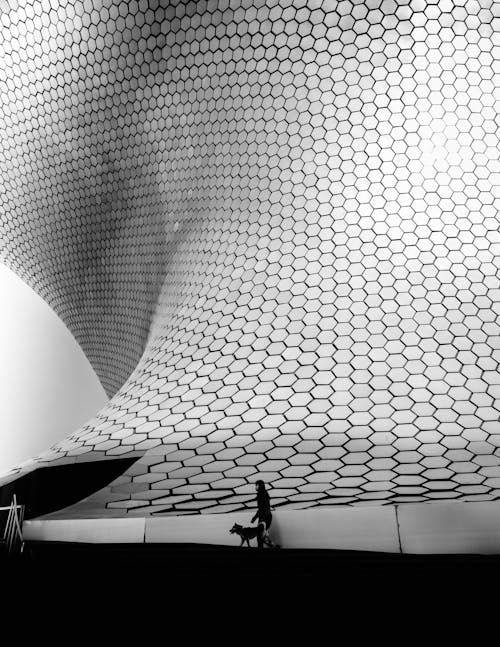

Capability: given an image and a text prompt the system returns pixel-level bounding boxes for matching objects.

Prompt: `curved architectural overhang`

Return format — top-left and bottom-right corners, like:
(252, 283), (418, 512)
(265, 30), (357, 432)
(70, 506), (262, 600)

(1, 0), (500, 520)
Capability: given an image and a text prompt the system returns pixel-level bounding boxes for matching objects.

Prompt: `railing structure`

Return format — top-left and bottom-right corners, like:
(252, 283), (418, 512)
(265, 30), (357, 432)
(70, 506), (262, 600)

(0, 495), (25, 556)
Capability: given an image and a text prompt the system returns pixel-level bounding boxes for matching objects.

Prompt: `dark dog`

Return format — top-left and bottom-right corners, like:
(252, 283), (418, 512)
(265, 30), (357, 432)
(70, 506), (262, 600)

(230, 522), (279, 548)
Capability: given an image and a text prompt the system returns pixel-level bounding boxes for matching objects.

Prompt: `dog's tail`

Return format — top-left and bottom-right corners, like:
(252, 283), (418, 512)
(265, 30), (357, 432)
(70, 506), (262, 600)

(258, 521), (269, 539)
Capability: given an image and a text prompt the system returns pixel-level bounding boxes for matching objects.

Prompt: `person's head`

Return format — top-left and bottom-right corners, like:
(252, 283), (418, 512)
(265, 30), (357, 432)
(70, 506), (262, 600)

(255, 479), (265, 493)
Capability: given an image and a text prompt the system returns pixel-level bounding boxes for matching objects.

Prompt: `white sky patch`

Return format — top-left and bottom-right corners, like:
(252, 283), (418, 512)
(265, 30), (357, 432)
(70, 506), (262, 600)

(0, 263), (108, 475)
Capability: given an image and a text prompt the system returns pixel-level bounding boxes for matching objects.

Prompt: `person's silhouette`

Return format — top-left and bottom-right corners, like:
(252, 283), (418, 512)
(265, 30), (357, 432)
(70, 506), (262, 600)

(251, 480), (273, 548)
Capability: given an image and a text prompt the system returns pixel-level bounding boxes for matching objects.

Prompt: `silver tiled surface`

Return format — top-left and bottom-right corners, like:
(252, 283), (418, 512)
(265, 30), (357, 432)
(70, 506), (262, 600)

(2, 1), (500, 516)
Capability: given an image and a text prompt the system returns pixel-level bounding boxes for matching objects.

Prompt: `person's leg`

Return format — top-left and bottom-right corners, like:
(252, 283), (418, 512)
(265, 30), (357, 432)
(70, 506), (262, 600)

(257, 522), (264, 548)
(263, 514), (273, 546)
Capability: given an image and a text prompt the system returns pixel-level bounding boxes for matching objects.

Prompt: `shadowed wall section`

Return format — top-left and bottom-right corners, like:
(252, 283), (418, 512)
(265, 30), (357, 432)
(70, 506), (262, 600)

(0, 458), (137, 519)
(1, 0), (500, 518)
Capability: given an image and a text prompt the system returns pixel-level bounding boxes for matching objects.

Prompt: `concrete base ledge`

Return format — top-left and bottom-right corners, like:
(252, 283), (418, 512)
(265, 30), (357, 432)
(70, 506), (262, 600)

(146, 506), (399, 552)
(22, 501), (500, 554)
(23, 517), (146, 544)
(398, 501), (500, 554)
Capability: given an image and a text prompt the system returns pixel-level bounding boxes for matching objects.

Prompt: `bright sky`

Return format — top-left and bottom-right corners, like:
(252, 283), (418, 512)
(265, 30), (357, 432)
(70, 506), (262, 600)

(0, 263), (108, 475)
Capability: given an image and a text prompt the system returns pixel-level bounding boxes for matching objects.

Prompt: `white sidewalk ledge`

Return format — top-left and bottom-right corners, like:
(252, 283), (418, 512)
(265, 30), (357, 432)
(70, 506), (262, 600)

(22, 501), (500, 554)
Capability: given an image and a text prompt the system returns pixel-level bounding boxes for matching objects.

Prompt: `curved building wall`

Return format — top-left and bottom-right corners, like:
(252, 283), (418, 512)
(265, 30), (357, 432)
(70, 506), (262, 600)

(1, 0), (500, 516)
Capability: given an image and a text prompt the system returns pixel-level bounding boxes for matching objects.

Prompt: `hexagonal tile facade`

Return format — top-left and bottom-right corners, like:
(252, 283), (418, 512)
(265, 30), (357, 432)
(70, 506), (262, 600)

(1, 0), (500, 517)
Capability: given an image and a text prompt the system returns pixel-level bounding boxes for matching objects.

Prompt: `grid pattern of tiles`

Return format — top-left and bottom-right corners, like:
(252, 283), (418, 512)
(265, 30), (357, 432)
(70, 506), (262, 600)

(2, 0), (500, 516)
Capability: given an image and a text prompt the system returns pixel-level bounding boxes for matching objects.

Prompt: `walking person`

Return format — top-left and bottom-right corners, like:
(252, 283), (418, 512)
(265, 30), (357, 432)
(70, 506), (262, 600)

(251, 480), (274, 548)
